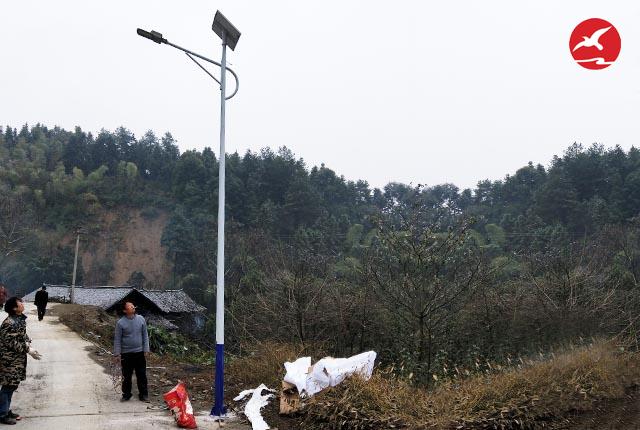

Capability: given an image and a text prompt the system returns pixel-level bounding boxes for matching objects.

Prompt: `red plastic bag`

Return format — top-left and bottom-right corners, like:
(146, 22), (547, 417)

(163, 382), (198, 429)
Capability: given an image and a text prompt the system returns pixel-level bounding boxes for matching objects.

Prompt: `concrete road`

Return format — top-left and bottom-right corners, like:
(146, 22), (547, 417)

(4, 303), (247, 430)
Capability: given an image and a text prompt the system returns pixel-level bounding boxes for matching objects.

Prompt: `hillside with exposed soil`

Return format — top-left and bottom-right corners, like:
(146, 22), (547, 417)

(68, 209), (173, 288)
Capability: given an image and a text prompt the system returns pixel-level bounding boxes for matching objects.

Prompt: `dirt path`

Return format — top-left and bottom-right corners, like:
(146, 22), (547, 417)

(7, 303), (247, 430)
(564, 392), (640, 430)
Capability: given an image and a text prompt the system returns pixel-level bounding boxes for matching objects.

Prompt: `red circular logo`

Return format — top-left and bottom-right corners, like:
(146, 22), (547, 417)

(570, 18), (621, 70)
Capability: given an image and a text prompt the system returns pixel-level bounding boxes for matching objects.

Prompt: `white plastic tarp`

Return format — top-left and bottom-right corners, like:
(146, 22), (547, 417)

(234, 384), (275, 430)
(283, 351), (376, 397)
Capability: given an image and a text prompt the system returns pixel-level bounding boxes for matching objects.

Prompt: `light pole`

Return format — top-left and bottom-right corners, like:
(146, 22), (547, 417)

(71, 230), (80, 304)
(71, 228), (86, 303)
(137, 11), (240, 420)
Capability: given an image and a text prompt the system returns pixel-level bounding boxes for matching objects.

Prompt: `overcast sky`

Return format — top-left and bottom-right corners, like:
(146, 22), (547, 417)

(1, 1), (639, 190)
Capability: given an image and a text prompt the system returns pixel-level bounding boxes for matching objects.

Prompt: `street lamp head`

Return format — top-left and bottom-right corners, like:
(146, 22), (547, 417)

(136, 28), (167, 44)
(212, 11), (240, 50)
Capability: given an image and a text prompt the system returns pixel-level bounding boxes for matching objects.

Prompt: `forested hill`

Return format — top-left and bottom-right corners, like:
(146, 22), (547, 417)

(4, 124), (640, 238)
(2, 123), (640, 379)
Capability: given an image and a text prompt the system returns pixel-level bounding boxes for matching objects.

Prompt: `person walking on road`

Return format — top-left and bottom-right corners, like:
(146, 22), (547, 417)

(113, 302), (150, 402)
(0, 297), (42, 425)
(34, 286), (49, 321)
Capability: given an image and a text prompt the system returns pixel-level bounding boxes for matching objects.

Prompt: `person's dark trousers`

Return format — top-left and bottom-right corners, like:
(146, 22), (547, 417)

(121, 352), (148, 398)
(0, 385), (18, 417)
(37, 306), (46, 321)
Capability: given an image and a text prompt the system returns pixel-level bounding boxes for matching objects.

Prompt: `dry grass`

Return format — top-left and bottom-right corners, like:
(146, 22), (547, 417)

(302, 371), (419, 429)
(226, 341), (301, 390)
(303, 341), (640, 429)
(225, 341), (331, 430)
(52, 305), (640, 429)
(226, 341), (330, 389)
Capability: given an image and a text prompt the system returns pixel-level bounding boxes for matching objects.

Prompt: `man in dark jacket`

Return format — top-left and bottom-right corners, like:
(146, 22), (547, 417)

(34, 286), (48, 321)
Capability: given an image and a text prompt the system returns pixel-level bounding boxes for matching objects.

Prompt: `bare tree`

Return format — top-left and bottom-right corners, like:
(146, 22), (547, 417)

(365, 202), (487, 380)
(518, 231), (623, 345)
(0, 194), (31, 268)
(226, 234), (335, 349)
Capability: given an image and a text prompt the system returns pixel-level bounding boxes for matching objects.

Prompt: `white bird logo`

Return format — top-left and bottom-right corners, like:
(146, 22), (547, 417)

(572, 26), (611, 52)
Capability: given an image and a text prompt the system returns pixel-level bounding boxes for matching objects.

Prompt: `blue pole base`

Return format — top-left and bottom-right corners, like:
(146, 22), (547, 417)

(211, 343), (226, 417)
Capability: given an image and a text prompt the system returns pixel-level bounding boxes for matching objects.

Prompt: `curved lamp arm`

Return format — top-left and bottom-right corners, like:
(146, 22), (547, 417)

(167, 41), (239, 100)
(137, 29), (239, 100)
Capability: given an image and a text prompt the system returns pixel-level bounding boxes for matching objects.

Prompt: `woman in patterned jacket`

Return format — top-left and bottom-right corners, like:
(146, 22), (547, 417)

(0, 297), (41, 425)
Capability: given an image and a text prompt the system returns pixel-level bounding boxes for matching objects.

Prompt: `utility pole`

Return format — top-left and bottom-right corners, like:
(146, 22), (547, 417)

(71, 231), (80, 303)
